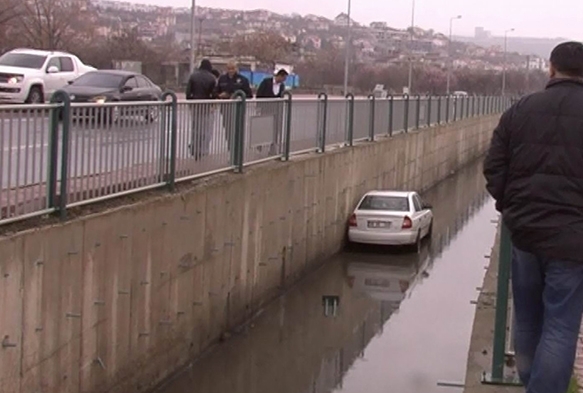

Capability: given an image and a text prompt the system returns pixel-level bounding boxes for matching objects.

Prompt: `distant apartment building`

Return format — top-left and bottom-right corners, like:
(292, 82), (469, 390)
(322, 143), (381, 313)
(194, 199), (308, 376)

(475, 27), (491, 39)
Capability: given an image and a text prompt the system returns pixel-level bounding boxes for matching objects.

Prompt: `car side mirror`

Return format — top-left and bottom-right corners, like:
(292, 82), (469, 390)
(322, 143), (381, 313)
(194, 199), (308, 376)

(47, 66), (59, 74)
(422, 203), (432, 209)
(67, 80), (74, 85)
(121, 85), (132, 92)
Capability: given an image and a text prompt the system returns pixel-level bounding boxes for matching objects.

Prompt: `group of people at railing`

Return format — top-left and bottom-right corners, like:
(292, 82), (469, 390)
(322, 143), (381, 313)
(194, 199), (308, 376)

(184, 58), (289, 160)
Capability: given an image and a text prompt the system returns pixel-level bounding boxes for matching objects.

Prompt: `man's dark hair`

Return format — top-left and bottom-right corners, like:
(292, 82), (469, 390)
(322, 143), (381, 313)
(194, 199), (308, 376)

(199, 59), (213, 72)
(276, 69), (289, 77)
(211, 69), (220, 78)
(550, 42), (583, 78)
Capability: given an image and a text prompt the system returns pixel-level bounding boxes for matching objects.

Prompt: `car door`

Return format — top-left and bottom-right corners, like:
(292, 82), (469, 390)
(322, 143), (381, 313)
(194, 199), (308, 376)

(411, 194), (424, 232)
(57, 56), (77, 86)
(120, 76), (140, 102)
(136, 75), (157, 101)
(43, 56), (64, 99)
(414, 194), (430, 233)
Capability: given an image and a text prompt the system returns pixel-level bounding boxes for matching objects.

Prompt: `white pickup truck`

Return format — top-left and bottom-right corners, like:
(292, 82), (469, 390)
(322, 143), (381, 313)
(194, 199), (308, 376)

(0, 48), (95, 104)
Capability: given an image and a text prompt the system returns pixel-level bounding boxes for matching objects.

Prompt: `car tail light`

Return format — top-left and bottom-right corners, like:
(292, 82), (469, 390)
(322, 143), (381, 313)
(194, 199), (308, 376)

(348, 213), (357, 227)
(402, 216), (413, 229)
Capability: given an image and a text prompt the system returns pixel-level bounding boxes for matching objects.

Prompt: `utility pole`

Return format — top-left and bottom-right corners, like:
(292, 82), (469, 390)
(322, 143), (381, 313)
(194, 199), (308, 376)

(502, 28), (514, 96)
(189, 0), (197, 73)
(407, 0), (415, 94)
(342, 0), (352, 95)
(446, 15), (461, 95)
(525, 55), (531, 94)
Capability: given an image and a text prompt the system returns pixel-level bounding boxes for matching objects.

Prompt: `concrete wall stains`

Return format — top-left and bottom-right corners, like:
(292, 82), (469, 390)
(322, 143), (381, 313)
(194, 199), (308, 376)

(0, 116), (498, 393)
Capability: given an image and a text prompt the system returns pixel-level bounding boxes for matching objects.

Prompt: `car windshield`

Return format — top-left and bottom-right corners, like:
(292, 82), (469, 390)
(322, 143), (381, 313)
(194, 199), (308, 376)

(358, 195), (410, 212)
(72, 72), (123, 88)
(0, 53), (47, 69)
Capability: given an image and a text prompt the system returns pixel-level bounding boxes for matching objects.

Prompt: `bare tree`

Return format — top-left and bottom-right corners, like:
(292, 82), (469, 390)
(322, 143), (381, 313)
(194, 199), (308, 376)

(0, 0), (18, 24)
(14, 0), (94, 50)
(0, 0), (20, 50)
(230, 31), (294, 67)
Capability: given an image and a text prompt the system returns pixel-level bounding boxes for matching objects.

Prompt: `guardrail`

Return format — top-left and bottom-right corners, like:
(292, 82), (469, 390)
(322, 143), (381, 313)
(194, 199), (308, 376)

(0, 91), (511, 226)
(482, 223), (522, 386)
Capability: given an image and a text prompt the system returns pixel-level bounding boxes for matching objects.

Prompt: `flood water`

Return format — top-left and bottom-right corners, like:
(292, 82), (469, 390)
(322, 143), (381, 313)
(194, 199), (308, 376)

(154, 157), (498, 393)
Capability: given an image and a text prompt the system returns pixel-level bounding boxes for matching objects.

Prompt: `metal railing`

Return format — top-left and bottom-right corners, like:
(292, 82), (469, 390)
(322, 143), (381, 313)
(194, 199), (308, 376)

(482, 223), (522, 386)
(0, 91), (512, 226)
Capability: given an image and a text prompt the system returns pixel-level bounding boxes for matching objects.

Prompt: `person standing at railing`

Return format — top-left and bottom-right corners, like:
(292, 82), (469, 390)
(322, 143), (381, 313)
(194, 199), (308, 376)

(256, 69), (289, 154)
(483, 41), (583, 393)
(215, 60), (253, 158)
(186, 59), (216, 160)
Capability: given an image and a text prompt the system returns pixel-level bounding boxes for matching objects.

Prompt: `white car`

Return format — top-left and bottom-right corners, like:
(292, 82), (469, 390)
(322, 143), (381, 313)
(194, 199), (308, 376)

(347, 191), (433, 249)
(0, 48), (95, 104)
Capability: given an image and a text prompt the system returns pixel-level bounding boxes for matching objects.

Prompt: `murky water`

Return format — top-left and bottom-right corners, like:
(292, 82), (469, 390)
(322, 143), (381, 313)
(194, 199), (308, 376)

(154, 158), (497, 393)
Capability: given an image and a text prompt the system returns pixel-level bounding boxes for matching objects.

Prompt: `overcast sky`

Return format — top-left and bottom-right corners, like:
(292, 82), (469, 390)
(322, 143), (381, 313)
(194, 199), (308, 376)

(122, 0), (581, 40)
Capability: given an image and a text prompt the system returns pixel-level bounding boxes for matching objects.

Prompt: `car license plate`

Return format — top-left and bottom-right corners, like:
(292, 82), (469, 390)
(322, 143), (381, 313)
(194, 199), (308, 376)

(368, 220), (390, 228)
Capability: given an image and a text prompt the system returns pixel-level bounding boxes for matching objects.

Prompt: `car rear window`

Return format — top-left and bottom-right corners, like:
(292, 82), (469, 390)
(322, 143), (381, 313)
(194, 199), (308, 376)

(72, 72), (124, 88)
(358, 195), (409, 212)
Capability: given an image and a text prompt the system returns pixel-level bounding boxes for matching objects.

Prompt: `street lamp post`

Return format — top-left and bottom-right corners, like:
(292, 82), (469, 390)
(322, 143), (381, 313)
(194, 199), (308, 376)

(342, 0), (352, 95)
(189, 0), (197, 73)
(407, 0), (415, 94)
(502, 28), (514, 96)
(446, 15), (461, 95)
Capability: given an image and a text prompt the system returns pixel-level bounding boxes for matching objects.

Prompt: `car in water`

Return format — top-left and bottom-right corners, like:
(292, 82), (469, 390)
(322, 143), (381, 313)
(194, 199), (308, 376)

(60, 70), (163, 124)
(0, 48), (95, 104)
(347, 191), (433, 251)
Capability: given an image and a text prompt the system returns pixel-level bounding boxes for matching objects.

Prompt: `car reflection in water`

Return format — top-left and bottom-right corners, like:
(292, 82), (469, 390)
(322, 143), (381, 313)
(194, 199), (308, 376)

(345, 241), (432, 317)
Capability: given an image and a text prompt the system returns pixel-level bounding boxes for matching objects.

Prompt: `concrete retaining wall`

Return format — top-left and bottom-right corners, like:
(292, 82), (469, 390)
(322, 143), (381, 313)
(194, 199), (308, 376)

(0, 115), (498, 393)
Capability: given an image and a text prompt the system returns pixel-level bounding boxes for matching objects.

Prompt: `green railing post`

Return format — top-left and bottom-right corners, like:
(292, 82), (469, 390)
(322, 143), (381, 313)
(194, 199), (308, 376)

(460, 96), (465, 120)
(437, 96), (442, 124)
(427, 96), (432, 127)
(318, 92), (328, 153)
(453, 96), (458, 122)
(282, 91), (293, 161)
(466, 96), (470, 118)
(415, 95), (421, 129)
(162, 91), (177, 191)
(368, 94), (375, 141)
(388, 94), (394, 137)
(47, 97), (62, 210)
(445, 95), (450, 123)
(232, 90), (247, 173)
(472, 96), (476, 117)
(346, 93), (355, 146)
(51, 90), (71, 220)
(482, 222), (522, 386)
(404, 94), (410, 133)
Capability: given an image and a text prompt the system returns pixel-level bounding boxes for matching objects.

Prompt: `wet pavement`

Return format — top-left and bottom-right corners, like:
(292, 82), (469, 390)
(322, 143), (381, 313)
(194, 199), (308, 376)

(153, 157), (497, 393)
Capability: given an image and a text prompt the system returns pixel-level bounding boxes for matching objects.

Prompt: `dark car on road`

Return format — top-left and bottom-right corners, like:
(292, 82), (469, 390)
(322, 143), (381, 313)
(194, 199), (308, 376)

(59, 70), (163, 124)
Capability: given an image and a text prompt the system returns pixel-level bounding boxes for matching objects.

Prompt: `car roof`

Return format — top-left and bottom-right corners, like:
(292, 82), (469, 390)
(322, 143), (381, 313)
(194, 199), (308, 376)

(363, 191), (416, 198)
(86, 69), (138, 77)
(9, 48), (76, 57)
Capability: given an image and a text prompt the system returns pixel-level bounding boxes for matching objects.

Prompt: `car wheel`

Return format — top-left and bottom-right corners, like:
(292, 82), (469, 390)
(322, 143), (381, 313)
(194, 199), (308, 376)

(412, 231), (422, 254)
(105, 105), (120, 127)
(145, 106), (159, 123)
(427, 219), (433, 239)
(26, 86), (43, 104)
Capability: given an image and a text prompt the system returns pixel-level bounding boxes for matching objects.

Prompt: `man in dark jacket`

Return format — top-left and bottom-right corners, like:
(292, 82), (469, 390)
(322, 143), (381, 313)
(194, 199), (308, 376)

(215, 61), (253, 159)
(484, 41), (583, 393)
(186, 59), (216, 159)
(256, 69), (288, 98)
(255, 69), (289, 155)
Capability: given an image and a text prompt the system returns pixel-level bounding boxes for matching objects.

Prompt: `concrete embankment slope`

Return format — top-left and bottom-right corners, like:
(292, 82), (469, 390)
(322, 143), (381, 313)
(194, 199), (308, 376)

(0, 115), (499, 393)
